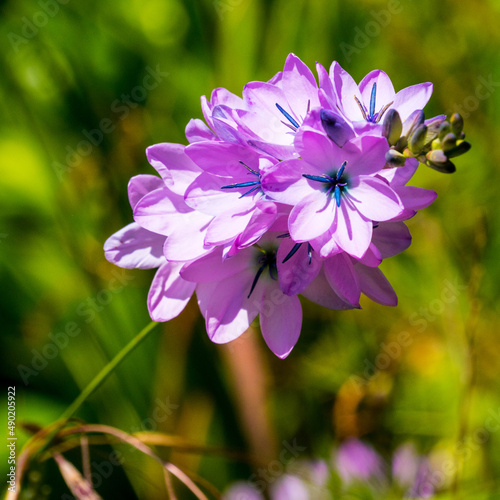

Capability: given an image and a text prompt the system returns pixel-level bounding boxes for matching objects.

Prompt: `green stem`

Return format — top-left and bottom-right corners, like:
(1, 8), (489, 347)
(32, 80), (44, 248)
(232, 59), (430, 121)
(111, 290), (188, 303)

(60, 320), (159, 421)
(33, 321), (159, 460)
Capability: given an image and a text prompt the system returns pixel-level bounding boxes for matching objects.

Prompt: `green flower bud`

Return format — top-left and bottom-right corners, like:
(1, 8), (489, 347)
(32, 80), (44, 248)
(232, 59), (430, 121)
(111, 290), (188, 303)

(441, 132), (458, 152)
(405, 109), (425, 138)
(450, 113), (464, 135)
(426, 150), (456, 173)
(445, 140), (471, 158)
(382, 109), (403, 146)
(431, 138), (441, 150)
(438, 122), (451, 141)
(409, 124), (428, 154)
(385, 149), (407, 166)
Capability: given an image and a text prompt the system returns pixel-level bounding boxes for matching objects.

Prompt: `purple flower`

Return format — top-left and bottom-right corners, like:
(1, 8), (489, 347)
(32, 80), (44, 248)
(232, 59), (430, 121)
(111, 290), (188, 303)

(223, 483), (264, 500)
(262, 129), (403, 258)
(270, 475), (310, 500)
(393, 443), (437, 499)
(180, 235), (302, 358)
(318, 62), (433, 133)
(335, 438), (385, 485)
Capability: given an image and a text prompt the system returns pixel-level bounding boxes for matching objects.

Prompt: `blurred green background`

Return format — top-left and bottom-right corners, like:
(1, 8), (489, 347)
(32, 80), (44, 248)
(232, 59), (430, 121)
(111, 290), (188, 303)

(1, 0), (499, 498)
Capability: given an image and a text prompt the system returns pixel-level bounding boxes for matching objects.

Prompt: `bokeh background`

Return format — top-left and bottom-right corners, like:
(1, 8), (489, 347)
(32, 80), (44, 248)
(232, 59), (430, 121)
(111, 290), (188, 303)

(1, 0), (499, 498)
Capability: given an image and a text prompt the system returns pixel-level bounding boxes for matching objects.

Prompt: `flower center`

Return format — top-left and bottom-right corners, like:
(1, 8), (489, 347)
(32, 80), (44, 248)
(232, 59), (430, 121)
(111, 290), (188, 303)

(353, 82), (393, 123)
(302, 160), (348, 207)
(220, 161), (261, 198)
(248, 247), (277, 298)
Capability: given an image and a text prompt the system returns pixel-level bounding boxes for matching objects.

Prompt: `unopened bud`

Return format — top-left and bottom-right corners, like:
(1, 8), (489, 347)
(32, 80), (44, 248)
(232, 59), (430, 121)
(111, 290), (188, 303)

(431, 138), (441, 150)
(409, 124), (428, 154)
(438, 122), (451, 141)
(450, 113), (464, 135)
(425, 115), (446, 144)
(404, 109), (425, 137)
(385, 149), (407, 166)
(426, 150), (456, 173)
(441, 132), (457, 152)
(382, 109), (403, 146)
(445, 140), (471, 158)
(320, 109), (355, 147)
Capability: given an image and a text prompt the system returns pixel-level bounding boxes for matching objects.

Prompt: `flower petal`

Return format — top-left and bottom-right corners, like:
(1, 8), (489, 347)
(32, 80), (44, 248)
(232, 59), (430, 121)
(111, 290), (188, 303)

(133, 187), (190, 236)
(162, 211), (214, 261)
(147, 261), (196, 321)
(294, 128), (341, 173)
(261, 158), (313, 206)
(324, 253), (361, 307)
(185, 118), (216, 143)
(180, 248), (249, 283)
(277, 238), (322, 295)
(301, 270), (357, 310)
(260, 285), (302, 359)
(333, 198), (372, 259)
(355, 263), (398, 306)
(392, 82), (433, 122)
(184, 172), (256, 216)
(372, 221), (412, 258)
(341, 136), (388, 177)
(234, 202), (278, 249)
(282, 53), (320, 120)
(348, 176), (403, 221)
(396, 186), (437, 211)
(197, 272), (261, 343)
(104, 223), (165, 269)
(186, 141), (262, 178)
(128, 175), (165, 209)
(359, 70), (396, 111)
(205, 208), (254, 246)
(289, 192), (336, 242)
(146, 143), (201, 195)
(330, 61), (365, 122)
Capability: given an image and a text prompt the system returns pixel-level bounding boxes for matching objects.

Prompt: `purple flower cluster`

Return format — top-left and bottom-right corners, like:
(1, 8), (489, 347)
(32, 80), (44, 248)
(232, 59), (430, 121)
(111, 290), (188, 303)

(223, 439), (445, 499)
(105, 54), (468, 358)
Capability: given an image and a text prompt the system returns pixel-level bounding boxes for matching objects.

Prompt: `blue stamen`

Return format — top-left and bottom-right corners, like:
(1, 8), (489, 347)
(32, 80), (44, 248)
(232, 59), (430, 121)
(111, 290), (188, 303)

(239, 185), (261, 198)
(282, 242), (303, 264)
(248, 251), (277, 297)
(303, 161), (348, 207)
(303, 174), (333, 183)
(248, 263), (266, 298)
(334, 185), (341, 207)
(354, 96), (369, 121)
(277, 232), (291, 239)
(239, 160), (259, 175)
(369, 82), (377, 120)
(221, 180), (260, 189)
(336, 161), (347, 181)
(307, 243), (313, 265)
(276, 103), (300, 129)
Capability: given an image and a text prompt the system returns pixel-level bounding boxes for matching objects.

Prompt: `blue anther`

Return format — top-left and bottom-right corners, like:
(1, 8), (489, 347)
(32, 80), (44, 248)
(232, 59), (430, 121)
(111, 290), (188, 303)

(369, 82), (377, 120)
(303, 174), (332, 183)
(276, 103), (300, 129)
(221, 180), (260, 190)
(248, 263), (266, 298)
(336, 161), (347, 181)
(282, 242), (303, 264)
(239, 185), (261, 198)
(334, 185), (341, 207)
